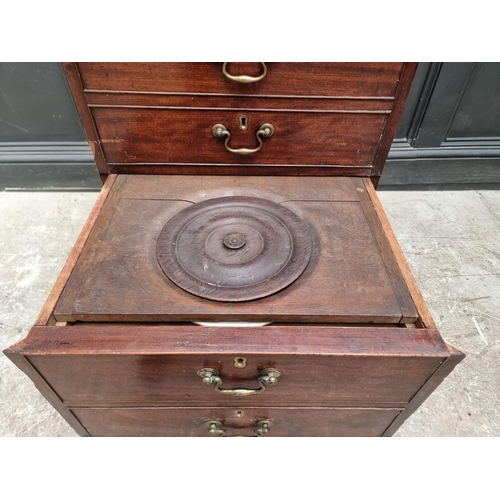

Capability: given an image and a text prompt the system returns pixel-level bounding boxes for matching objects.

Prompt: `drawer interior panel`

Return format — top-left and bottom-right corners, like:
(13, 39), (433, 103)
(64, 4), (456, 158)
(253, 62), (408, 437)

(52, 175), (418, 324)
(28, 352), (444, 407)
(78, 62), (404, 98)
(71, 407), (403, 437)
(55, 199), (408, 324)
(92, 107), (387, 167)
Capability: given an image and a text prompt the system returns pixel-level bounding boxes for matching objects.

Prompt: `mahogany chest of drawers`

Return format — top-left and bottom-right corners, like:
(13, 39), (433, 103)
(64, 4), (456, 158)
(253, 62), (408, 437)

(4, 62), (464, 437)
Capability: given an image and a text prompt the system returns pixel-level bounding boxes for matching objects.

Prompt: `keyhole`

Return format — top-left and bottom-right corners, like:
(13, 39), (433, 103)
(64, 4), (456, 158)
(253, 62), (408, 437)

(234, 357), (247, 368)
(239, 115), (248, 130)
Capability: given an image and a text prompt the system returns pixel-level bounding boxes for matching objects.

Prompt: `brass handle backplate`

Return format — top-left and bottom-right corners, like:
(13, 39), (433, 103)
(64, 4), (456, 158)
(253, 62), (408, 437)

(212, 123), (274, 155)
(222, 62), (267, 83)
(206, 420), (273, 437)
(197, 367), (282, 396)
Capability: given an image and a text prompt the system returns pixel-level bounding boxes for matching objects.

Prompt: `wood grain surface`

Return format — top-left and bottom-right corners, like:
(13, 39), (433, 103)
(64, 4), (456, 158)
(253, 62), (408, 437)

(26, 352), (445, 407)
(71, 406), (403, 437)
(85, 92), (394, 111)
(364, 177), (437, 328)
(16, 324), (450, 356)
(63, 62), (413, 177)
(35, 174), (117, 326)
(63, 62), (108, 175)
(353, 177), (418, 322)
(2, 349), (89, 436)
(93, 107), (387, 167)
(5, 322), (452, 436)
(383, 343), (465, 436)
(54, 176), (417, 323)
(77, 62), (404, 97)
(372, 62), (419, 176)
(4, 63), (464, 438)
(13, 324), (449, 407)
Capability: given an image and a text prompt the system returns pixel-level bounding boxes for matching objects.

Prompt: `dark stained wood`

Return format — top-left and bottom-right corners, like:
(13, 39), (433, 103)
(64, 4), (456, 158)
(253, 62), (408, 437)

(92, 107), (387, 167)
(71, 407), (403, 437)
(85, 92), (394, 111)
(353, 177), (418, 323)
(35, 174), (117, 326)
(17, 325), (451, 356)
(107, 165), (374, 177)
(54, 176), (415, 324)
(77, 62), (405, 98)
(63, 63), (413, 177)
(62, 62), (108, 175)
(118, 174), (361, 202)
(15, 325), (449, 407)
(372, 62), (419, 176)
(2, 347), (89, 436)
(363, 177), (436, 328)
(4, 63), (464, 437)
(156, 196), (314, 302)
(27, 352), (444, 406)
(53, 175), (129, 321)
(383, 343), (465, 436)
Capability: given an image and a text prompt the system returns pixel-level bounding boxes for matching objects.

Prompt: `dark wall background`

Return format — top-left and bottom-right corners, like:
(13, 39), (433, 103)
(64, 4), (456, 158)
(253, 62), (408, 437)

(0, 63), (98, 189)
(386, 62), (500, 187)
(1, 62), (499, 190)
(0, 63), (86, 142)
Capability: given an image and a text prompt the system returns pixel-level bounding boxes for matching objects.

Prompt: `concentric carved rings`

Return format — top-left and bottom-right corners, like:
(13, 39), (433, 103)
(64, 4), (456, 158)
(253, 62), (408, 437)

(156, 196), (313, 302)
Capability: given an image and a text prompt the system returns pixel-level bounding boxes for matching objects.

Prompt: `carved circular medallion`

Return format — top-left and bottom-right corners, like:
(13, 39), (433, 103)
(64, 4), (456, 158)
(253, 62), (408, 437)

(156, 196), (313, 302)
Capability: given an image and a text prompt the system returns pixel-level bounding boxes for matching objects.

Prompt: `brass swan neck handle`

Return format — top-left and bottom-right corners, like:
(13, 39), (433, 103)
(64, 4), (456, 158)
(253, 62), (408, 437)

(212, 123), (274, 155)
(197, 367), (282, 396)
(207, 420), (273, 437)
(222, 62), (267, 83)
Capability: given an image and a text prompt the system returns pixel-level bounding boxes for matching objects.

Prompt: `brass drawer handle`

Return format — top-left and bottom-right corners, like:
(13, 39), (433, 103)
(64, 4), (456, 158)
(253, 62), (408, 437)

(212, 123), (274, 155)
(207, 421), (226, 437)
(222, 62), (267, 83)
(207, 420), (273, 437)
(197, 367), (281, 396)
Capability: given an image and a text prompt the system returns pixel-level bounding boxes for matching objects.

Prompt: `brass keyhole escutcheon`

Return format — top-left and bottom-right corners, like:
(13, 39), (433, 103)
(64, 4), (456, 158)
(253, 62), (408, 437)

(235, 411), (244, 418)
(234, 357), (247, 368)
(239, 115), (248, 130)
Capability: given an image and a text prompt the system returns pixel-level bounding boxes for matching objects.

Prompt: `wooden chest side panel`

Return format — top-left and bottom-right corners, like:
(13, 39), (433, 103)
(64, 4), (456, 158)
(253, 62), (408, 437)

(71, 407), (403, 437)
(383, 343), (465, 436)
(2, 348), (89, 436)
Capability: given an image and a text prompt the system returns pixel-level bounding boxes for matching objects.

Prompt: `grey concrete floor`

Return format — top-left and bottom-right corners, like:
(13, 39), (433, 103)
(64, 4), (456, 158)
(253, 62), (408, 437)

(1, 187), (499, 437)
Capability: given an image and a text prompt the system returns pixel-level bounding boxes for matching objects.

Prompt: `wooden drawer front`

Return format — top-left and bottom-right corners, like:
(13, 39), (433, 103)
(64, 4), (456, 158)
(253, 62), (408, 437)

(93, 107), (387, 167)
(28, 353), (443, 407)
(71, 407), (402, 437)
(78, 62), (404, 98)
